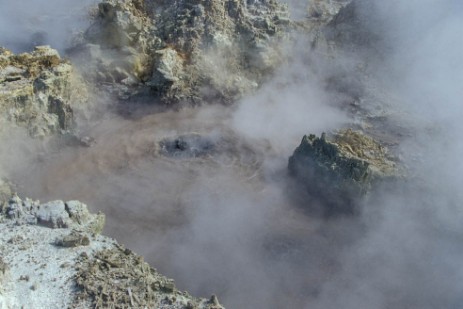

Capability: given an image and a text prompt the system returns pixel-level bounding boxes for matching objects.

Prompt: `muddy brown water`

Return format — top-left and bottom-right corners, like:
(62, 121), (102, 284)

(4, 103), (361, 308)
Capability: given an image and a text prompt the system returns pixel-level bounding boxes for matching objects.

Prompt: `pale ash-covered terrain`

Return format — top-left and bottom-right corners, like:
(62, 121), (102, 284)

(0, 0), (421, 308)
(0, 196), (223, 309)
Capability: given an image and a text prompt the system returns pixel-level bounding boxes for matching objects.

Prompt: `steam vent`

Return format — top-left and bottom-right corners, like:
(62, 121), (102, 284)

(1, 0), (463, 308)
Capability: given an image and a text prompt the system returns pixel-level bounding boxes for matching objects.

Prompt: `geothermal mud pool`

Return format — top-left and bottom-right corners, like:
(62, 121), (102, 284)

(5, 103), (351, 308)
(1, 0), (463, 308)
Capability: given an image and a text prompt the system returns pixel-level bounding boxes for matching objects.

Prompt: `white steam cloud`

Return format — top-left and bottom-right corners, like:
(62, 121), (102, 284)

(0, 0), (98, 53)
(309, 1), (463, 308)
(1, 0), (463, 308)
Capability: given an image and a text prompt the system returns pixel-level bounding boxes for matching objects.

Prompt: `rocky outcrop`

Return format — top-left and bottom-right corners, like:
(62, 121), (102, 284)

(0, 194), (224, 309)
(0, 46), (84, 137)
(3, 194), (105, 233)
(75, 0), (292, 104)
(288, 129), (400, 214)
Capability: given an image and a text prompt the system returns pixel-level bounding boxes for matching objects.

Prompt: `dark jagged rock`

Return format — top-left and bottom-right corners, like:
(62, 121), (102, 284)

(289, 129), (400, 215)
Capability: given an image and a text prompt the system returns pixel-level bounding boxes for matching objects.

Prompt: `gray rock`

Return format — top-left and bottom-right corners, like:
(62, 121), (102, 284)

(2, 194), (105, 232)
(65, 200), (105, 234)
(6, 194), (24, 219)
(55, 231), (90, 247)
(65, 200), (91, 224)
(148, 48), (184, 99)
(4, 195), (41, 225)
(36, 200), (70, 228)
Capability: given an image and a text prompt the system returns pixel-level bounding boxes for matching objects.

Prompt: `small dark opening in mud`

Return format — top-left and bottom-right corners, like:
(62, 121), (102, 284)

(159, 133), (216, 158)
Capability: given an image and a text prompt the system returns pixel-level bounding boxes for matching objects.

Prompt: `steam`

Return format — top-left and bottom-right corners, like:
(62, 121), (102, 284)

(0, 0), (98, 53)
(231, 45), (348, 152)
(1, 0), (463, 308)
(308, 1), (463, 308)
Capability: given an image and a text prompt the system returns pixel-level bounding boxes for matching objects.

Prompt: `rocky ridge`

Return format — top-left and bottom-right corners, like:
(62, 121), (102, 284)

(0, 194), (224, 309)
(75, 0), (351, 104)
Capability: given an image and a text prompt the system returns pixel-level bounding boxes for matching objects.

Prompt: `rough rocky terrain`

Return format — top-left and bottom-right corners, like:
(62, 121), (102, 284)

(288, 129), (401, 214)
(73, 0), (353, 104)
(0, 195), (224, 309)
(2, 0), (424, 307)
(73, 0), (293, 103)
(0, 2), (365, 306)
(0, 46), (86, 137)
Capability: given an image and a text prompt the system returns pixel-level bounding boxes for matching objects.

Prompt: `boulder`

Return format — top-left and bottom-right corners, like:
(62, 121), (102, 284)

(288, 129), (400, 214)
(55, 231), (91, 247)
(36, 200), (71, 228)
(0, 46), (81, 137)
(148, 48), (185, 100)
